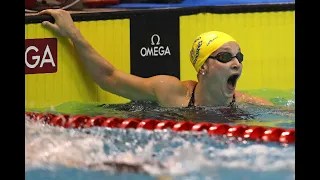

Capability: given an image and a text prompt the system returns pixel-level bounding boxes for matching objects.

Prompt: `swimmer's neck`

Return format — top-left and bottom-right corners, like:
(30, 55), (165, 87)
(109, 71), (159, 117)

(194, 82), (232, 106)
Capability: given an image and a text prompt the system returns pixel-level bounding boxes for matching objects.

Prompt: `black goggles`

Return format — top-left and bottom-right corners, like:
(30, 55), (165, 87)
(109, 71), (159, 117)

(208, 52), (244, 63)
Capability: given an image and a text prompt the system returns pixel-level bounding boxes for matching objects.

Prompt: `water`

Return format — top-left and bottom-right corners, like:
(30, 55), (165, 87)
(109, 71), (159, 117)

(25, 89), (295, 180)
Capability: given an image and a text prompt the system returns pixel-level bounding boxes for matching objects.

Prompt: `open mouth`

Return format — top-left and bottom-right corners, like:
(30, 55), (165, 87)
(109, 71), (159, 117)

(227, 74), (240, 89)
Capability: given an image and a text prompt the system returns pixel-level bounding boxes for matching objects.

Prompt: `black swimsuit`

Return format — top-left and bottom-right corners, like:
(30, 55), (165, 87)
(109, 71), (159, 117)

(188, 86), (196, 107)
(187, 85), (236, 107)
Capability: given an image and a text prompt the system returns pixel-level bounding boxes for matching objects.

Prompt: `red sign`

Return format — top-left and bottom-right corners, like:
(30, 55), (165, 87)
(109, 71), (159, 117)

(25, 38), (58, 74)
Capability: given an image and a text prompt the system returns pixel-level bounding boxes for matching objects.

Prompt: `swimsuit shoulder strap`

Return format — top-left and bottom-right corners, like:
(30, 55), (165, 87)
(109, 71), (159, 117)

(229, 94), (237, 108)
(188, 84), (197, 107)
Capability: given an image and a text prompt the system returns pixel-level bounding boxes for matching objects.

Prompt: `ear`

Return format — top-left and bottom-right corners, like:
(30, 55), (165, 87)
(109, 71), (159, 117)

(199, 63), (207, 75)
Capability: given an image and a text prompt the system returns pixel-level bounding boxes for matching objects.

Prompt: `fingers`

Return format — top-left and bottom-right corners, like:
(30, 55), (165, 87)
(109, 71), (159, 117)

(37, 9), (51, 15)
(37, 9), (59, 32)
(41, 21), (59, 33)
(37, 9), (59, 19)
(37, 9), (54, 15)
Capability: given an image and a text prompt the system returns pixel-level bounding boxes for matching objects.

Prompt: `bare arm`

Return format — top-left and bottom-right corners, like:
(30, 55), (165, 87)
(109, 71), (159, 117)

(37, 9), (184, 102)
(235, 91), (274, 106)
(68, 30), (158, 101)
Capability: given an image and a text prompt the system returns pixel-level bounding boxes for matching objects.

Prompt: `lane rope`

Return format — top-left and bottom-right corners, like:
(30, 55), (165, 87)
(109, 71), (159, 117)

(25, 112), (295, 144)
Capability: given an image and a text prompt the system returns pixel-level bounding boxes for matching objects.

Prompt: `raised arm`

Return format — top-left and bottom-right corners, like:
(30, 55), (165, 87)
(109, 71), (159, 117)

(37, 9), (184, 102)
(63, 28), (158, 101)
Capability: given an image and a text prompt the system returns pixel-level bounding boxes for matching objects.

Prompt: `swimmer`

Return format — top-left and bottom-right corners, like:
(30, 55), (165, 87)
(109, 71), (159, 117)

(37, 9), (274, 107)
(87, 160), (166, 175)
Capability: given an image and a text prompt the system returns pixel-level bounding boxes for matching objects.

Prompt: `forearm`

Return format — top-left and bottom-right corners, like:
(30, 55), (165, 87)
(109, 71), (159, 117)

(235, 91), (274, 106)
(65, 28), (160, 101)
(69, 29), (115, 85)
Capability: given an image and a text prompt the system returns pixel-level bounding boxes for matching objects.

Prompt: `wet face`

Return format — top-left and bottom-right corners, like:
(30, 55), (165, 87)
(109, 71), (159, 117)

(200, 41), (243, 98)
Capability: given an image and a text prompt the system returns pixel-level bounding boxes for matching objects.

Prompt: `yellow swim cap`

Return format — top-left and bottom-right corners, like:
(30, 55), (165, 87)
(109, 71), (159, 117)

(189, 31), (237, 72)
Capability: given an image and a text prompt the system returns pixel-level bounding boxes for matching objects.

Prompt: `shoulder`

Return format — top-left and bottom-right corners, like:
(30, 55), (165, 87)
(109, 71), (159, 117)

(182, 80), (198, 88)
(148, 75), (186, 93)
(149, 75), (182, 86)
(148, 76), (194, 106)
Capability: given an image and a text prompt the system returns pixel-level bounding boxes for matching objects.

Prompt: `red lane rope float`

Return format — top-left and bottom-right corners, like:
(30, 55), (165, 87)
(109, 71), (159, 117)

(25, 112), (295, 144)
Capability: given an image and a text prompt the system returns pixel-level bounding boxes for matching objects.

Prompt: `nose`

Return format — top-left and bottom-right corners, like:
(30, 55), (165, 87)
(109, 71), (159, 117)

(230, 57), (241, 70)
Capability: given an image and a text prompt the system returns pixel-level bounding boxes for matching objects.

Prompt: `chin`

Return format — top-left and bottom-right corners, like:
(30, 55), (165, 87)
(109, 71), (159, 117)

(222, 86), (235, 99)
(223, 91), (234, 99)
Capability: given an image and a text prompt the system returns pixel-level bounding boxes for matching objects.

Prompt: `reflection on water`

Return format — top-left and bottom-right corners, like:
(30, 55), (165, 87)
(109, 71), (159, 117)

(97, 100), (294, 125)
(99, 100), (256, 123)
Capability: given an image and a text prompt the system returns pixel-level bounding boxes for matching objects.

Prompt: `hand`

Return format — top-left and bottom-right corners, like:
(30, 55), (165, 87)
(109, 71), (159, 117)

(37, 9), (79, 39)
